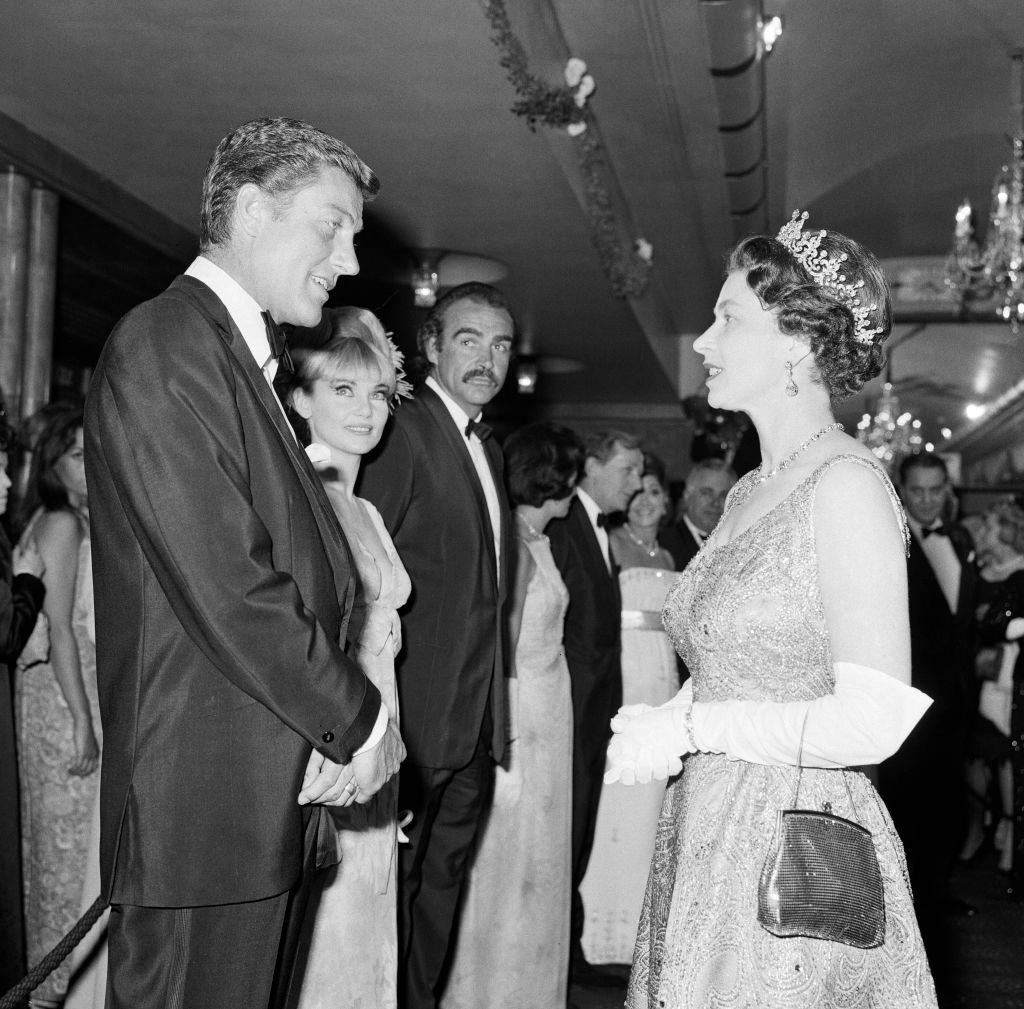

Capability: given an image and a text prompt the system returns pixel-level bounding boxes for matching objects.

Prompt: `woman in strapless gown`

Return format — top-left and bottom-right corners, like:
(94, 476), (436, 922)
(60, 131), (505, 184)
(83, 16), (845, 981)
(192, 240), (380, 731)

(582, 454), (678, 965)
(284, 306), (412, 1009)
(442, 421), (583, 1009)
(607, 213), (938, 1008)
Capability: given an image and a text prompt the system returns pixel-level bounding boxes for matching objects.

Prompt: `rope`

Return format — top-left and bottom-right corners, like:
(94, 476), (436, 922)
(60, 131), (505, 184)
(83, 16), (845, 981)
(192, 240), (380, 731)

(0, 895), (107, 1009)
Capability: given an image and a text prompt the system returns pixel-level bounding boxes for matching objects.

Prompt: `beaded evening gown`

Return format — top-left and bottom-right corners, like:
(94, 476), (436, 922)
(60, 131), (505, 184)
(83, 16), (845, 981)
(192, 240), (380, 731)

(628, 455), (937, 1009)
(16, 520), (98, 1004)
(442, 528), (573, 1009)
(290, 498), (409, 1009)
(582, 561), (679, 964)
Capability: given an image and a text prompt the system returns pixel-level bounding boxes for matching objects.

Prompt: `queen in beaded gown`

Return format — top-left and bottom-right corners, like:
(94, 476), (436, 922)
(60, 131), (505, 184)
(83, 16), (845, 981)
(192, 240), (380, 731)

(611, 213), (937, 1009)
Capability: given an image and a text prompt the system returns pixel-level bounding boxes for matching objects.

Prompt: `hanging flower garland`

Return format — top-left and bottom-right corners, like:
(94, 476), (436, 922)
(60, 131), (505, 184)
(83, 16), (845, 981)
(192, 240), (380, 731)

(483, 0), (653, 299)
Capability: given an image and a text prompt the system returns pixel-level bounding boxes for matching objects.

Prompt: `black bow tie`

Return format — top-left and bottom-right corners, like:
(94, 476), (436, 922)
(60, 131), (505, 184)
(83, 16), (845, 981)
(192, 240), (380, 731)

(261, 311), (293, 374)
(596, 513), (609, 529)
(922, 524), (949, 539)
(465, 418), (492, 442)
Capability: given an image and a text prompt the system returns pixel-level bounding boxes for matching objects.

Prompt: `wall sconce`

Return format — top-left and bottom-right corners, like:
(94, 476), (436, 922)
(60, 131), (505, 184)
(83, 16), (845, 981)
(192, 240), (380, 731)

(516, 356), (539, 395)
(760, 14), (783, 54)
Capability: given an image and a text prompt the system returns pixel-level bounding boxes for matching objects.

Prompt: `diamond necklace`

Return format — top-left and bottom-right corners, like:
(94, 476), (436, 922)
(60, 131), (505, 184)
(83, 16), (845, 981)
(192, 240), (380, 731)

(756, 422), (843, 484)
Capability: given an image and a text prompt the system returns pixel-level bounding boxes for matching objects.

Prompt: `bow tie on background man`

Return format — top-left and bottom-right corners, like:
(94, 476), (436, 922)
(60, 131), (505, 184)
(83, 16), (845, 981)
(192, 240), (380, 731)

(261, 311), (294, 377)
(921, 523), (949, 539)
(596, 513), (610, 529)
(464, 418), (493, 442)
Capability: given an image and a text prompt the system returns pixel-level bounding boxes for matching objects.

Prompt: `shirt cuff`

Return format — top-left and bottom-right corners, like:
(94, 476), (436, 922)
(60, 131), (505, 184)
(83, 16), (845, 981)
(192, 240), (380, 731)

(353, 702), (389, 755)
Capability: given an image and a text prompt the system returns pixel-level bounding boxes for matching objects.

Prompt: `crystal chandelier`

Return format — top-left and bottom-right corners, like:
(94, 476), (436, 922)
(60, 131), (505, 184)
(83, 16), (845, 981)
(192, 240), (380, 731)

(945, 52), (1024, 334)
(856, 381), (923, 465)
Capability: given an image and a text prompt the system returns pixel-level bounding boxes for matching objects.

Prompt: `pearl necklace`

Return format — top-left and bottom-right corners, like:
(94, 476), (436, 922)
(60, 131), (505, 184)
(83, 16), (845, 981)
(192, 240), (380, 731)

(516, 512), (544, 540)
(624, 524), (660, 557)
(756, 423), (843, 484)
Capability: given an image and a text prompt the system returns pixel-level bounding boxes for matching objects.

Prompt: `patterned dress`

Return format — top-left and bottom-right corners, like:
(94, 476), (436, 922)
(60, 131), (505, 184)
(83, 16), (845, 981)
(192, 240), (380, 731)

(628, 454), (937, 1009)
(16, 521), (97, 1004)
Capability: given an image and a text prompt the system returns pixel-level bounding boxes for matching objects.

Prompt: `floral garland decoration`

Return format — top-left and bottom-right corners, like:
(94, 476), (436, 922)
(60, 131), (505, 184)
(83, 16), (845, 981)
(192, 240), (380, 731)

(483, 0), (653, 299)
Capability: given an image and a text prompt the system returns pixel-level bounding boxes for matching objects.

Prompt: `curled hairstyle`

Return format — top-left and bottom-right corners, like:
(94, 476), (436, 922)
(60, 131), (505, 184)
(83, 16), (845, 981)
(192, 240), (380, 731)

(19, 403), (83, 531)
(504, 422), (584, 508)
(640, 451), (668, 492)
(199, 117), (380, 250)
(729, 229), (893, 400)
(288, 308), (398, 441)
(988, 499), (1024, 556)
(413, 282), (517, 379)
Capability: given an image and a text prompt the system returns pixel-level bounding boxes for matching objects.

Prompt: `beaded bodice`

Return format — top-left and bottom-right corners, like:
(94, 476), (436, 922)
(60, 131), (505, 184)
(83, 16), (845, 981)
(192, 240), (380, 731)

(662, 453), (906, 705)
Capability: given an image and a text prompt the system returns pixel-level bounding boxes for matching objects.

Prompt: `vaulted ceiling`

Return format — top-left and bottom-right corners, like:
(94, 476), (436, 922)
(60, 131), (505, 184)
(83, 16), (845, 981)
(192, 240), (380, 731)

(2, 0), (1024, 456)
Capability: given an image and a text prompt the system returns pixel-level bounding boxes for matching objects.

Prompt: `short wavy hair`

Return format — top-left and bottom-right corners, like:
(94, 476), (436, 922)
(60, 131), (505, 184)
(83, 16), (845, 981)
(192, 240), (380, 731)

(413, 282), (517, 379)
(728, 229), (892, 400)
(988, 499), (1024, 556)
(504, 422), (584, 508)
(199, 117), (380, 250)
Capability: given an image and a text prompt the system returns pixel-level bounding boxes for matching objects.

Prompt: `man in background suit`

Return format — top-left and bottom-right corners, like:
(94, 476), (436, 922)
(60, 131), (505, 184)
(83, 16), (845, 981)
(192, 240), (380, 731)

(359, 282), (513, 1009)
(880, 452), (977, 987)
(659, 458), (736, 572)
(548, 430), (642, 987)
(85, 117), (403, 1009)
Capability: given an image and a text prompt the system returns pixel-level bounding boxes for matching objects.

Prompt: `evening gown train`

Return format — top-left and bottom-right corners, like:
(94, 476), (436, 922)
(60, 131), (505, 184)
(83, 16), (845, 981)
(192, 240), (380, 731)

(16, 521), (98, 1005)
(628, 455), (937, 1008)
(582, 564), (679, 964)
(442, 528), (573, 1009)
(290, 498), (409, 1009)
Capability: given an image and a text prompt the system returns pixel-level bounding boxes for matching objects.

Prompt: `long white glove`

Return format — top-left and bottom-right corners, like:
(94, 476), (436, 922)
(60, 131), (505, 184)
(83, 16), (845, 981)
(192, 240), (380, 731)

(605, 662), (931, 784)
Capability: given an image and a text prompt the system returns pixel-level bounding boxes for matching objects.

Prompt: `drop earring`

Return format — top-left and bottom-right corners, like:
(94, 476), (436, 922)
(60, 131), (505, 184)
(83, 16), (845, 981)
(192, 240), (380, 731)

(784, 360), (799, 397)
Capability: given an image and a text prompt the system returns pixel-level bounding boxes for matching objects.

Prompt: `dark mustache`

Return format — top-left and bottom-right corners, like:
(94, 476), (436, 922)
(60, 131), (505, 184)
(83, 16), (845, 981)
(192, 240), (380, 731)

(462, 368), (497, 384)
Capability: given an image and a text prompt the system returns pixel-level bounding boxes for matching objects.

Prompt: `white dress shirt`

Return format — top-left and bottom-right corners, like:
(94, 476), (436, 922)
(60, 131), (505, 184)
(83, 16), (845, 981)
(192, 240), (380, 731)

(184, 256), (387, 753)
(682, 515), (707, 546)
(909, 518), (961, 614)
(425, 376), (502, 576)
(576, 487), (611, 572)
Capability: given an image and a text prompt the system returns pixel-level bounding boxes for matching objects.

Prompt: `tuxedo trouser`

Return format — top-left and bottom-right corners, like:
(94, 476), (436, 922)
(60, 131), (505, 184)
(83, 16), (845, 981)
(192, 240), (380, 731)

(398, 737), (493, 1009)
(569, 729), (609, 968)
(106, 809), (321, 1009)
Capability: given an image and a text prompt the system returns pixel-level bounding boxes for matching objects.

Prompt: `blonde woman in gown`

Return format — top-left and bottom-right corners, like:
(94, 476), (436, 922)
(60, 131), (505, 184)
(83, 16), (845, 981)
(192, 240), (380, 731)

(607, 214), (938, 1008)
(15, 408), (100, 1009)
(443, 421), (583, 1009)
(285, 307), (411, 1009)
(582, 456), (678, 965)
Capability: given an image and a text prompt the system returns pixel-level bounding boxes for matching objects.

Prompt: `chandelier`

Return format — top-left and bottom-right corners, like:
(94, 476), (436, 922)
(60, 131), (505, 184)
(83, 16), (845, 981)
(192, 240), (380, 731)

(945, 52), (1024, 333)
(856, 381), (924, 466)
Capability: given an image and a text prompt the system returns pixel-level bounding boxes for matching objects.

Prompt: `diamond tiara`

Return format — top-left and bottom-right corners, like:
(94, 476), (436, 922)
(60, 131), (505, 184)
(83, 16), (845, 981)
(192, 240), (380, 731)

(775, 210), (884, 345)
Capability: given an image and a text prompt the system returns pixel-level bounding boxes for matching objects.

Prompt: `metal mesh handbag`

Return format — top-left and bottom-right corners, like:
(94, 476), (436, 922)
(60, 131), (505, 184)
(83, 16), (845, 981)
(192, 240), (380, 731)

(756, 718), (885, 949)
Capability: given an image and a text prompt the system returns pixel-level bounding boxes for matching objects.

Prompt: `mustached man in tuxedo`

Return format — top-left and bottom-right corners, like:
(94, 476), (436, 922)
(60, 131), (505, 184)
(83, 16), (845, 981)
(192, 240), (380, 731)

(880, 453), (977, 947)
(359, 282), (514, 1009)
(547, 430), (642, 986)
(85, 118), (404, 1009)
(659, 458), (736, 573)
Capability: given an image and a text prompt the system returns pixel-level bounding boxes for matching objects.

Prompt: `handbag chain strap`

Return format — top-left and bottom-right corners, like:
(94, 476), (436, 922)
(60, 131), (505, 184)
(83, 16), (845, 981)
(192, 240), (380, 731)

(791, 706), (860, 819)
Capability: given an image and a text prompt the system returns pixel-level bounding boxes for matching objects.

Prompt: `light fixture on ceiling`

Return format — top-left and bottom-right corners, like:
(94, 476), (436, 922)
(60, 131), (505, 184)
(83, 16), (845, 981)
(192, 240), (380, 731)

(946, 51), (1024, 333)
(759, 15), (783, 54)
(856, 382), (924, 465)
(515, 355), (539, 395)
(404, 249), (509, 309)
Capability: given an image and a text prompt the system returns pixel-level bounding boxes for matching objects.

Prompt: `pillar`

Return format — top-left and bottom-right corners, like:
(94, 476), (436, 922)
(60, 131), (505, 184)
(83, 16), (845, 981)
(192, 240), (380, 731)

(0, 169), (31, 418)
(21, 185), (59, 420)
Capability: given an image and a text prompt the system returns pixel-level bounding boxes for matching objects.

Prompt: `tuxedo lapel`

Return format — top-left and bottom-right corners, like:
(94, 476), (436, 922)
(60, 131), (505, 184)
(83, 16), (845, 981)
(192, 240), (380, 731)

(419, 386), (500, 590)
(176, 278), (356, 619)
(908, 534), (954, 618)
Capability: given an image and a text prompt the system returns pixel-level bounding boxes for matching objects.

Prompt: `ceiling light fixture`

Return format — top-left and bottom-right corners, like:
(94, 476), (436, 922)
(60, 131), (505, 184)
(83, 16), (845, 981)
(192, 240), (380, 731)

(411, 258), (440, 308)
(759, 15), (783, 54)
(946, 51), (1024, 333)
(856, 381), (923, 465)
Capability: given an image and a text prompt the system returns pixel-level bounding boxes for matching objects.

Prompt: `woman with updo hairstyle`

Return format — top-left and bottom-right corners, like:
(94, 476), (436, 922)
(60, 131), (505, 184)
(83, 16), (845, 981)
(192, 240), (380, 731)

(607, 212), (937, 1006)
(444, 421), (582, 1009)
(964, 499), (1024, 898)
(285, 305), (411, 1009)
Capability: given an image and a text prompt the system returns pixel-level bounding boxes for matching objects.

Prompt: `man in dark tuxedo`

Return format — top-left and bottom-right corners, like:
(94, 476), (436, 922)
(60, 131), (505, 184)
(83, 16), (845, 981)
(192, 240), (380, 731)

(548, 430), (642, 986)
(659, 458), (736, 572)
(880, 453), (977, 939)
(359, 282), (513, 1009)
(85, 117), (403, 1009)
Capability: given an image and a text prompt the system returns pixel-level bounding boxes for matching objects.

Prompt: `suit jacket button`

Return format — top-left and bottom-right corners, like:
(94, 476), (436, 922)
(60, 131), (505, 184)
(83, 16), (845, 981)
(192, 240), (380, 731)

(322, 731), (334, 743)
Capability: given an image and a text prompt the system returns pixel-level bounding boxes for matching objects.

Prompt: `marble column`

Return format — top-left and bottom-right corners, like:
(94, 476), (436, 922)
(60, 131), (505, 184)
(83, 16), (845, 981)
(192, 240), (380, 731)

(0, 169), (31, 418)
(21, 185), (59, 420)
